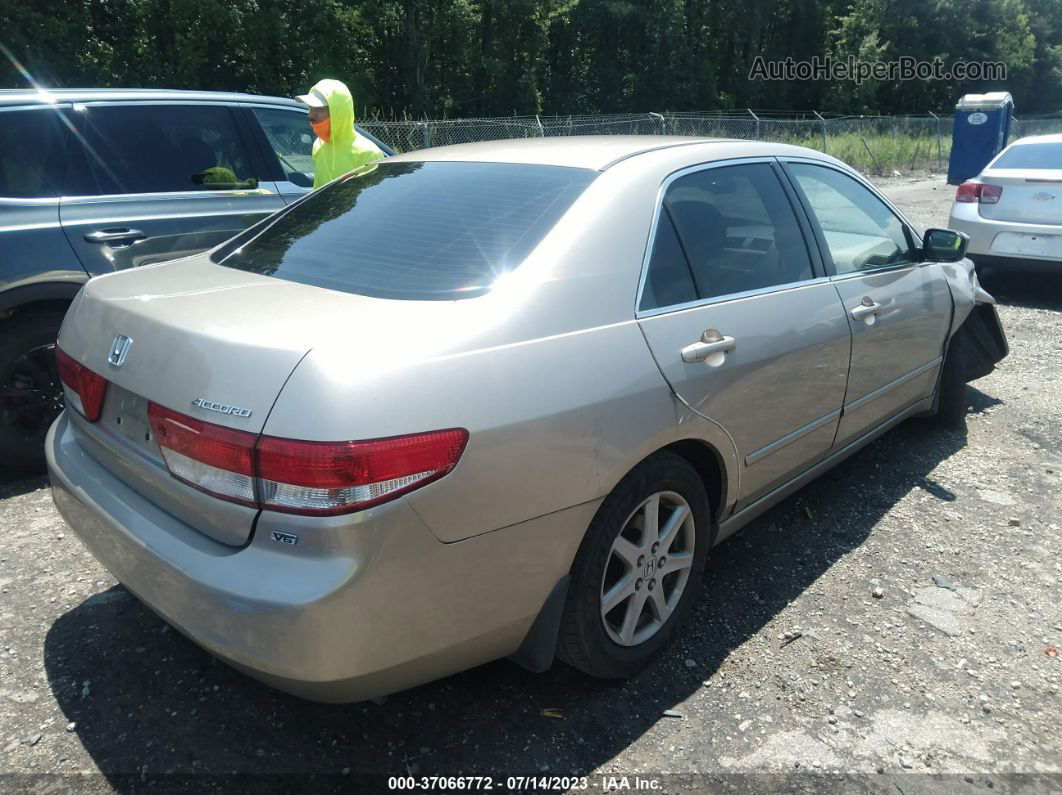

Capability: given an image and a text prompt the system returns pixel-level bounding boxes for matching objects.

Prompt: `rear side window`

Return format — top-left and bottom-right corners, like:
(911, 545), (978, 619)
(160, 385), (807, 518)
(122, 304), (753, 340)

(215, 161), (597, 300)
(66, 104), (258, 195)
(991, 142), (1062, 170)
(0, 107), (70, 198)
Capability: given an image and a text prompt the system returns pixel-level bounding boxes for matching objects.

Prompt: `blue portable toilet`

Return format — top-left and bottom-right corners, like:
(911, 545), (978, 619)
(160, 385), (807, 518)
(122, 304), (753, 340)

(947, 92), (1014, 184)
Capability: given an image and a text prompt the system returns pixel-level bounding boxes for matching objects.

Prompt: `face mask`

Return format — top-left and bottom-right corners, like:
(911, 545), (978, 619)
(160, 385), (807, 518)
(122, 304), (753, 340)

(311, 118), (331, 143)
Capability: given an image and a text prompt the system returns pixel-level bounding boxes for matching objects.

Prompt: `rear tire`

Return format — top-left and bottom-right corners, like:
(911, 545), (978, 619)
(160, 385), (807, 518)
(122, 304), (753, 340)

(557, 452), (710, 679)
(0, 311), (66, 473)
(936, 333), (969, 427)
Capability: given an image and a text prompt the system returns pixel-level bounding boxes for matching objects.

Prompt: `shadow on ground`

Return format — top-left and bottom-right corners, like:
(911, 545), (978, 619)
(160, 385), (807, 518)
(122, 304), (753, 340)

(0, 466), (47, 499)
(41, 401), (981, 786)
(978, 267), (1062, 311)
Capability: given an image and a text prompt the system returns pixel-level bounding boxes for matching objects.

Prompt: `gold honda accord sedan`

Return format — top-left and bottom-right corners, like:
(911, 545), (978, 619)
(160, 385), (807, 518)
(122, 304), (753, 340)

(47, 137), (1007, 701)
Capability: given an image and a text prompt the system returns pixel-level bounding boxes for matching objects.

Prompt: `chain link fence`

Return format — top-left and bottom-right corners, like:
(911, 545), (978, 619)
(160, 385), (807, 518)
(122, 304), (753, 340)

(360, 111), (1062, 175)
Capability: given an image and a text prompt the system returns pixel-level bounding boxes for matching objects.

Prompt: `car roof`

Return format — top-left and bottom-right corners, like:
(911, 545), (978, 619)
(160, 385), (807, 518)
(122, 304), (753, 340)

(0, 88), (303, 109)
(385, 135), (828, 171)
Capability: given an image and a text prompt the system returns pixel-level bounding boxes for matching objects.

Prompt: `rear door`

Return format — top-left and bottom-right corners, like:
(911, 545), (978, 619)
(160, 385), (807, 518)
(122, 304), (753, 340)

(783, 160), (952, 445)
(59, 102), (286, 274)
(636, 160), (852, 507)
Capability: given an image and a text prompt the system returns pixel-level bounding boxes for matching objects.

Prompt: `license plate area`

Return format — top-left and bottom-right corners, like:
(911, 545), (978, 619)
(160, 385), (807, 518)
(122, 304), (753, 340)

(992, 231), (1061, 258)
(104, 385), (158, 456)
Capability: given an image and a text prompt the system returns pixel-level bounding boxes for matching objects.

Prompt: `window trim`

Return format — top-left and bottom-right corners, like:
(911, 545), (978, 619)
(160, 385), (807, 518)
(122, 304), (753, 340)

(778, 157), (924, 278)
(635, 156), (824, 318)
(60, 100), (265, 200)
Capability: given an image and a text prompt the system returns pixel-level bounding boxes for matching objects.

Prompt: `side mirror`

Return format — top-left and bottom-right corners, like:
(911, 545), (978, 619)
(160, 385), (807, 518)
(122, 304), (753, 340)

(287, 171), (314, 188)
(923, 228), (968, 262)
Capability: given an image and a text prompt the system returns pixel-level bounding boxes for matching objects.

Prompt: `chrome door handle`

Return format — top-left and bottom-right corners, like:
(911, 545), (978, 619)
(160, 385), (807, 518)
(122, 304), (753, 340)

(681, 330), (736, 363)
(83, 228), (146, 245)
(850, 298), (881, 320)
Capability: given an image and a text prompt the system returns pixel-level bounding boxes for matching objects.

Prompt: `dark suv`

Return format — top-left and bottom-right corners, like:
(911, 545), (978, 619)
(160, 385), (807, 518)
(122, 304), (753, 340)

(0, 88), (392, 471)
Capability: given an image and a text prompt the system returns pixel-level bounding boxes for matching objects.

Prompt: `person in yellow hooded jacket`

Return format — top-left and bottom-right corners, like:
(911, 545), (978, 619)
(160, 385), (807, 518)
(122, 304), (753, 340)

(296, 79), (384, 189)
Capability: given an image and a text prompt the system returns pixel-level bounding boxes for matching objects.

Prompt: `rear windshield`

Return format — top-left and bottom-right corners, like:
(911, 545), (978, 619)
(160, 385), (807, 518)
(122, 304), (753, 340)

(214, 161), (596, 300)
(991, 142), (1062, 170)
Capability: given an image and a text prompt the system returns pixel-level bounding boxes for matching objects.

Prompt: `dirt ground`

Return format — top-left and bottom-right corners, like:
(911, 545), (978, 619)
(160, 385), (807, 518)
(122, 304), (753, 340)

(0, 176), (1059, 793)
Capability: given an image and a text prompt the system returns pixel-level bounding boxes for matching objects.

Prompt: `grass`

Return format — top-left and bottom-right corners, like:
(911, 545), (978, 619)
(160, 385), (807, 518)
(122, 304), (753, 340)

(363, 122), (954, 175)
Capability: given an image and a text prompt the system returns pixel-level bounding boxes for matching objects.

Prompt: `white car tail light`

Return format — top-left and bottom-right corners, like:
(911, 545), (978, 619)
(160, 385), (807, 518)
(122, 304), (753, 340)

(955, 182), (1003, 204)
(55, 346), (107, 422)
(147, 402), (468, 515)
(147, 403), (257, 506)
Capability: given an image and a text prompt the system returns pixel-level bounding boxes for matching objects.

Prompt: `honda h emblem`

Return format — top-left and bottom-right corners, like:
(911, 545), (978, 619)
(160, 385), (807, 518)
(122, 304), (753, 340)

(108, 335), (133, 368)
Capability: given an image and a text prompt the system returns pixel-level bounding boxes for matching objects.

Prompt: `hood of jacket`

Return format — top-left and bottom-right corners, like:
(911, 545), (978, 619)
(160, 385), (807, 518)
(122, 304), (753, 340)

(312, 78), (355, 147)
(308, 78), (383, 188)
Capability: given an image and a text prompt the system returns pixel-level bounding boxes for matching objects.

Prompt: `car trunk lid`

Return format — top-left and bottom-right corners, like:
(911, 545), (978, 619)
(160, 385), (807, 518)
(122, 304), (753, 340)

(57, 253), (507, 546)
(58, 256), (326, 546)
(976, 169), (1062, 224)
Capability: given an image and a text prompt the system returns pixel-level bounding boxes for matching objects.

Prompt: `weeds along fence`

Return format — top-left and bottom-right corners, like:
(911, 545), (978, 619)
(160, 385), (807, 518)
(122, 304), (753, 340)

(359, 111), (1062, 175)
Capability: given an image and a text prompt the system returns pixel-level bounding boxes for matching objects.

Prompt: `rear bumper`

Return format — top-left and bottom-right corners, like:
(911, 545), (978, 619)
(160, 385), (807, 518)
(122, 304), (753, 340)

(949, 204), (1062, 265)
(47, 413), (593, 702)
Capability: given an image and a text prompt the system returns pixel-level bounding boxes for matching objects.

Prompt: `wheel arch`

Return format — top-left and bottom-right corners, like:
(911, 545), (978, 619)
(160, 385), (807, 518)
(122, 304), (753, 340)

(661, 438), (728, 525)
(0, 277), (85, 321)
(598, 432), (734, 531)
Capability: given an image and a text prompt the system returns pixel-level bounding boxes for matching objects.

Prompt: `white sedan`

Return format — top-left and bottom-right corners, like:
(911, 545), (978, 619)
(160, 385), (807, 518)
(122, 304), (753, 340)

(948, 134), (1062, 272)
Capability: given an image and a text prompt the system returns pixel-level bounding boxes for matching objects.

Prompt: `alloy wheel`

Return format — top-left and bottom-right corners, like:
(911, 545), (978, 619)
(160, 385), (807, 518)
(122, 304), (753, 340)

(599, 490), (696, 646)
(0, 343), (63, 447)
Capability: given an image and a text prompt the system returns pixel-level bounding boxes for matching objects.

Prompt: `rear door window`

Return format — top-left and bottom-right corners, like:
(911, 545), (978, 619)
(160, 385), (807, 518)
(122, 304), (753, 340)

(640, 162), (814, 310)
(214, 161), (596, 300)
(65, 104), (259, 195)
(0, 107), (70, 198)
(639, 210), (698, 311)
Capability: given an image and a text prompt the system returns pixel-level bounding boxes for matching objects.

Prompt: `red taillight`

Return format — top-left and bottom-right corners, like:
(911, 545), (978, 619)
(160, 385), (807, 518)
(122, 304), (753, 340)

(257, 430), (469, 515)
(147, 402), (257, 506)
(955, 182), (1002, 204)
(147, 401), (468, 516)
(55, 346), (107, 422)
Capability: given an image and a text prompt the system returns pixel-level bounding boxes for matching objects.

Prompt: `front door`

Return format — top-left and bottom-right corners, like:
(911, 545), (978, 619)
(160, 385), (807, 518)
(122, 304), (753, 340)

(637, 161), (852, 506)
(59, 102), (286, 274)
(783, 161), (953, 445)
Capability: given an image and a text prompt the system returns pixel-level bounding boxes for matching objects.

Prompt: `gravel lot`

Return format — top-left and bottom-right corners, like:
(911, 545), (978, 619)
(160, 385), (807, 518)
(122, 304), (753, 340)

(1, 175), (1059, 791)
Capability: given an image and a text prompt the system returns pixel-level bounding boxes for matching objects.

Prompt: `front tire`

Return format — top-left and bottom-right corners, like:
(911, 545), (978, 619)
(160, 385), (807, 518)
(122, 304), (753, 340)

(936, 333), (969, 427)
(0, 311), (66, 473)
(558, 452), (710, 679)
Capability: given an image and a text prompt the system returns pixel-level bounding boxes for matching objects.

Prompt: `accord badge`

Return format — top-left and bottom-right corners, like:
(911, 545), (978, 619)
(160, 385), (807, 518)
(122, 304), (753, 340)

(191, 398), (252, 417)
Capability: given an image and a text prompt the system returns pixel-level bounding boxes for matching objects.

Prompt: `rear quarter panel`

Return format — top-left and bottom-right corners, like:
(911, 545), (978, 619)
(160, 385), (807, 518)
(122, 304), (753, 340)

(266, 322), (680, 542)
